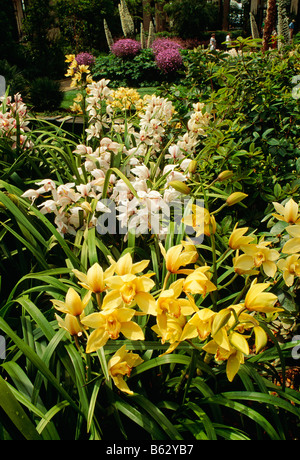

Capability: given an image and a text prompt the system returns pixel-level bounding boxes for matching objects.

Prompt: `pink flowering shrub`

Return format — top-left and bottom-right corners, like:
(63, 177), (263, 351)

(155, 48), (183, 74)
(75, 52), (96, 67)
(111, 39), (141, 58)
(151, 38), (182, 56)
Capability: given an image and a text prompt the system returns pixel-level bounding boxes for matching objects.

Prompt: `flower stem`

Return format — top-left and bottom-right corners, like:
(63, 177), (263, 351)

(219, 273), (239, 290)
(162, 271), (171, 291)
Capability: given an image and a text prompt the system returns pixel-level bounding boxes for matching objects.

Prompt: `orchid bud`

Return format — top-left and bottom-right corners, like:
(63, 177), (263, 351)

(188, 160), (198, 174)
(169, 181), (191, 195)
(217, 170), (233, 181)
(226, 192), (248, 206)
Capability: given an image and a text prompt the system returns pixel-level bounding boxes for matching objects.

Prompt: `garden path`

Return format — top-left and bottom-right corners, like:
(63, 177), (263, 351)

(59, 79), (72, 92)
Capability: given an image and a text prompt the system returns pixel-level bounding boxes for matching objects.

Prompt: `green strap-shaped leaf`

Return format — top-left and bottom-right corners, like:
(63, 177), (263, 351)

(203, 395), (282, 440)
(0, 375), (42, 440)
(0, 317), (81, 416)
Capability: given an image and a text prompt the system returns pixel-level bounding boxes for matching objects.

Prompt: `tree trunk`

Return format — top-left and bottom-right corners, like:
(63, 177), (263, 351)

(12, 0), (25, 38)
(222, 0), (230, 30)
(142, 0), (152, 31)
(262, 0), (277, 51)
(155, 2), (167, 32)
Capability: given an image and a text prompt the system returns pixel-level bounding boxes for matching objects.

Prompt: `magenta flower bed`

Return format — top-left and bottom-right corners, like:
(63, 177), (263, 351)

(111, 39), (142, 58)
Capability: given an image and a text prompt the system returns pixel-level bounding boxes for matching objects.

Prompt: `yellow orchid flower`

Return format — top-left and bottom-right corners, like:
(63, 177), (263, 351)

(70, 72), (82, 88)
(108, 345), (143, 395)
(73, 93), (83, 103)
(232, 250), (259, 275)
(156, 279), (195, 319)
(65, 67), (75, 77)
(182, 204), (216, 237)
(55, 313), (83, 336)
(108, 252), (150, 276)
(183, 266), (217, 296)
(180, 308), (216, 341)
(105, 273), (156, 315)
(70, 102), (83, 114)
(226, 306), (267, 353)
(81, 307), (145, 353)
(86, 74), (94, 84)
(203, 338), (245, 382)
(159, 241), (198, 274)
(210, 305), (267, 356)
(241, 241), (280, 278)
(211, 309), (232, 339)
(277, 254), (300, 286)
(51, 287), (92, 317)
(65, 54), (76, 63)
(228, 223), (255, 250)
(229, 330), (250, 355)
(73, 263), (114, 294)
(253, 326), (268, 353)
(243, 279), (283, 313)
(152, 313), (186, 355)
(78, 64), (90, 74)
(272, 198), (300, 224)
(227, 305), (259, 332)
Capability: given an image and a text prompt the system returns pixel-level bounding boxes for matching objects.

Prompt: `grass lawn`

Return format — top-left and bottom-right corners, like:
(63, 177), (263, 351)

(60, 89), (78, 110)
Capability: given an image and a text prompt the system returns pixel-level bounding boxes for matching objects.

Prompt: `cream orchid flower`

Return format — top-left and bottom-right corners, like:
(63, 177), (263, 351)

(277, 254), (300, 286)
(272, 198), (300, 224)
(282, 224), (300, 254)
(241, 241), (280, 278)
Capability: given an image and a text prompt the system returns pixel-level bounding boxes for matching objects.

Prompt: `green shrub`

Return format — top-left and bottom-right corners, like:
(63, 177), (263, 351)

(93, 49), (180, 87)
(29, 77), (64, 112)
(294, 32), (300, 44)
(0, 60), (29, 98)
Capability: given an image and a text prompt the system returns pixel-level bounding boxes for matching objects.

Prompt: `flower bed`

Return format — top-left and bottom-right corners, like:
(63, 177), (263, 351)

(1, 42), (300, 440)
